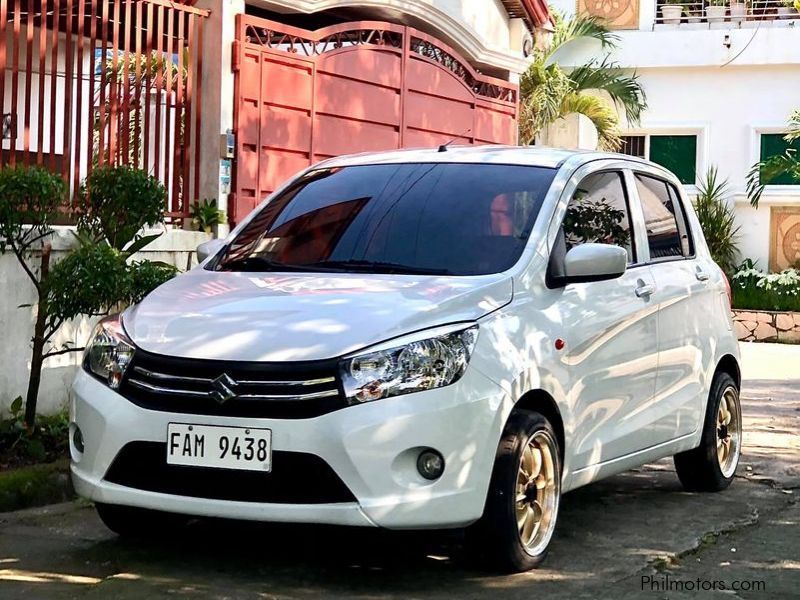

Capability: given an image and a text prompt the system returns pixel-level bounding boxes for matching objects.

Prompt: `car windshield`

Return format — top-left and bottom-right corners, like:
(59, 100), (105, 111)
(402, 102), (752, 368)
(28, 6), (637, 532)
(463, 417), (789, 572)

(215, 163), (557, 276)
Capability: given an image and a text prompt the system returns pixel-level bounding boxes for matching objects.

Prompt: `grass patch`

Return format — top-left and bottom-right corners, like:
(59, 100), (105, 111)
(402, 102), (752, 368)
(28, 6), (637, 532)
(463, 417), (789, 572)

(0, 459), (74, 512)
(732, 285), (800, 312)
(731, 261), (800, 312)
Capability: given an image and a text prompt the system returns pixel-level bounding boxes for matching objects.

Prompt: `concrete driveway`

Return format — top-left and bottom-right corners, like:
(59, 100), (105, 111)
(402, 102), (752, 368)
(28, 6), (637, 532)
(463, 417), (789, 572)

(1, 343), (798, 599)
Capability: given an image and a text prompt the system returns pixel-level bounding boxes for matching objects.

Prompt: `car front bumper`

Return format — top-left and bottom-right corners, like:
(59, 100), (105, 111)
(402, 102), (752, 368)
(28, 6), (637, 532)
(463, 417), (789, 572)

(70, 365), (508, 529)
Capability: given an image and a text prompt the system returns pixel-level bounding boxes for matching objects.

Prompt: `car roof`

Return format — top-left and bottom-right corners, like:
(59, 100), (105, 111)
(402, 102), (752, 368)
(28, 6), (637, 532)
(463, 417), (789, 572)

(313, 145), (648, 171)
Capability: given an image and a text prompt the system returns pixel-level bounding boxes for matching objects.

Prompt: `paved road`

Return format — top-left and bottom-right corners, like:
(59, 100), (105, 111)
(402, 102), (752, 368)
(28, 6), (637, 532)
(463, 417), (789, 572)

(2, 343), (798, 599)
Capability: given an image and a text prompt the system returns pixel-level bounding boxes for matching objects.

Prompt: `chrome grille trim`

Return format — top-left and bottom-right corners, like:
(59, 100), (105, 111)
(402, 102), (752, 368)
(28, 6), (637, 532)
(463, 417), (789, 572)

(132, 367), (211, 384)
(127, 379), (208, 397)
(131, 367), (335, 388)
(236, 376), (337, 387)
(127, 378), (340, 402)
(118, 348), (346, 418)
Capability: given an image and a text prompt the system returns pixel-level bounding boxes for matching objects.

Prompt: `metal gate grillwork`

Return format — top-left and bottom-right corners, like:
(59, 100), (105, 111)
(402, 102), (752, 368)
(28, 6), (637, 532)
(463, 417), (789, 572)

(0, 0), (208, 219)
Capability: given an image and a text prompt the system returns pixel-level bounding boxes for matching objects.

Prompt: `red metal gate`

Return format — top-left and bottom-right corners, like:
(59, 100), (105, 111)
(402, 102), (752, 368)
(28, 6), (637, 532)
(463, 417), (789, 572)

(231, 16), (519, 223)
(0, 0), (208, 219)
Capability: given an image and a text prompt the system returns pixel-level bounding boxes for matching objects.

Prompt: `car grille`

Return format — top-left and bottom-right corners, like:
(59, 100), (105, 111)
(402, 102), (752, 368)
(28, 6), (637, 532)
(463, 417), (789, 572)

(104, 442), (357, 504)
(116, 348), (347, 419)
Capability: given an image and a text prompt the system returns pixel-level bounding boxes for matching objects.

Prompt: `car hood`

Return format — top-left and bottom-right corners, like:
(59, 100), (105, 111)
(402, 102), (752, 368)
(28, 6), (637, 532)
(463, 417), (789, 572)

(123, 269), (512, 362)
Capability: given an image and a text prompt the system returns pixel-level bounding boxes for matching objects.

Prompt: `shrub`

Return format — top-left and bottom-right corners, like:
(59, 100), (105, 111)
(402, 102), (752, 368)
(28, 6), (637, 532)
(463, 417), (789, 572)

(44, 243), (131, 327)
(0, 166), (68, 426)
(693, 166), (740, 275)
(731, 260), (800, 312)
(127, 260), (179, 304)
(0, 164), (176, 428)
(0, 166), (66, 240)
(76, 165), (167, 250)
(0, 398), (69, 468)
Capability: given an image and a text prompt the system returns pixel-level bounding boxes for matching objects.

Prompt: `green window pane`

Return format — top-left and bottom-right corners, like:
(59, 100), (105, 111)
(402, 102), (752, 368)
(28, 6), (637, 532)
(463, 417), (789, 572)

(760, 133), (800, 185)
(649, 135), (697, 185)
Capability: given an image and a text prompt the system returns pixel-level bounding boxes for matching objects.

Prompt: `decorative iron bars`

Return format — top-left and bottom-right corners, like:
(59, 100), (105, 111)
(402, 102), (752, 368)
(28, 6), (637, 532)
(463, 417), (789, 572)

(408, 37), (517, 103)
(654, 0), (799, 25)
(0, 0), (209, 219)
(243, 22), (517, 104)
(243, 24), (404, 55)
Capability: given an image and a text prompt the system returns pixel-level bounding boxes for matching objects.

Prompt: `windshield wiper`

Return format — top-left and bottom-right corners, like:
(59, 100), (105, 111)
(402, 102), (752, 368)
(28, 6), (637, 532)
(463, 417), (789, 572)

(218, 256), (328, 273)
(307, 260), (452, 276)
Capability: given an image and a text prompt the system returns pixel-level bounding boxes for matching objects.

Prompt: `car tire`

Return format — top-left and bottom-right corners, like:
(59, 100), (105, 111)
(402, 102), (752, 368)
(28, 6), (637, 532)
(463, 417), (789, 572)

(468, 410), (561, 572)
(674, 372), (742, 492)
(95, 502), (189, 537)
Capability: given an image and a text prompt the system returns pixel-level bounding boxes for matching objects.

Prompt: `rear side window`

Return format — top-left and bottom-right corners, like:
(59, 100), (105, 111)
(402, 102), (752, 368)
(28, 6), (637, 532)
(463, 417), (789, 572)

(635, 174), (693, 260)
(563, 171), (635, 264)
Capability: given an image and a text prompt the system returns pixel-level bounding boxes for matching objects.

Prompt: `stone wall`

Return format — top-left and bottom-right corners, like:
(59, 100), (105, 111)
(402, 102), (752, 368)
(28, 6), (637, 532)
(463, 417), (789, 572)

(732, 309), (800, 343)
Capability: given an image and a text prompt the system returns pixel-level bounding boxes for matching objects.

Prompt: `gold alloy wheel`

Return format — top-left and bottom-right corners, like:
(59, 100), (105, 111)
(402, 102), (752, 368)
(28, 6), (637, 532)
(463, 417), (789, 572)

(515, 430), (559, 556)
(716, 385), (742, 479)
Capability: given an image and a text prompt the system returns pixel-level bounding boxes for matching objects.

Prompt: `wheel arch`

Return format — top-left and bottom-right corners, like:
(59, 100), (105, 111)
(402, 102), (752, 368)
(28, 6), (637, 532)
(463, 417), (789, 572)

(715, 354), (741, 389)
(512, 389), (566, 464)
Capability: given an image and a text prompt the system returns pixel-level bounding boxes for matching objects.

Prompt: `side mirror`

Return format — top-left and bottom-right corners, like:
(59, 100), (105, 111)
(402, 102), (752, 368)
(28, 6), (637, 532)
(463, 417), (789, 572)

(196, 238), (226, 263)
(562, 243), (628, 284)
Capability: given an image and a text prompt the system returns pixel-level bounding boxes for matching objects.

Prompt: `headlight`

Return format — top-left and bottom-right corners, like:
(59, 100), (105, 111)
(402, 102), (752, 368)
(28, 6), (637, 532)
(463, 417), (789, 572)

(340, 324), (479, 404)
(83, 315), (135, 389)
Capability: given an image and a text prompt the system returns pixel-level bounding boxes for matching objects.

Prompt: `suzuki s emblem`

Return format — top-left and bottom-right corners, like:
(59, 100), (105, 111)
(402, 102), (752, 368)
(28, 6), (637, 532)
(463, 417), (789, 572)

(211, 374), (238, 404)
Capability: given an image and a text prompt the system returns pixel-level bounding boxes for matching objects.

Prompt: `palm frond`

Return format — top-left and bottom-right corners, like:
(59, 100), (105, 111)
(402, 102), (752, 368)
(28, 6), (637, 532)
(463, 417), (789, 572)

(785, 109), (800, 143)
(519, 63), (572, 145)
(746, 150), (800, 208)
(548, 13), (618, 59)
(567, 58), (647, 125)
(559, 93), (622, 151)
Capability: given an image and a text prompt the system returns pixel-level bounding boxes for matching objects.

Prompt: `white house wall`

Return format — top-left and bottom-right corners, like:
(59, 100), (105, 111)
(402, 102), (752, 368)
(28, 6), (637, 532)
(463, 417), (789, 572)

(547, 0), (800, 270)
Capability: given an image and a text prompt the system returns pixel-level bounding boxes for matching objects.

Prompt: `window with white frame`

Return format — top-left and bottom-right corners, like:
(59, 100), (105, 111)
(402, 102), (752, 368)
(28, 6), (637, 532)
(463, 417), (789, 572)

(620, 134), (698, 185)
(759, 133), (800, 186)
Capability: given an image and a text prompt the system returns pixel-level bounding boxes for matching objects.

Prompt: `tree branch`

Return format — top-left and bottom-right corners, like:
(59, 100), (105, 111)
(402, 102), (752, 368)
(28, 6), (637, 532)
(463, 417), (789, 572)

(8, 240), (42, 294)
(43, 346), (85, 360)
(17, 225), (55, 251)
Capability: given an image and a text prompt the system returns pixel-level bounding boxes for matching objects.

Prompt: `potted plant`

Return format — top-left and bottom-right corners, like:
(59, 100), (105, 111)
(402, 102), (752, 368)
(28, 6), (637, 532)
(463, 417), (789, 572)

(706, 0), (728, 21)
(661, 2), (685, 24)
(191, 199), (226, 235)
(730, 0), (749, 21)
(777, 0), (797, 18)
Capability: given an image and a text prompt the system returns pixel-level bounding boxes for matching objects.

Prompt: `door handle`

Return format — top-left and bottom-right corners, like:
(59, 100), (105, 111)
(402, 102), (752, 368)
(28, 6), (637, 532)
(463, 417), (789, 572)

(635, 283), (655, 298)
(696, 270), (710, 282)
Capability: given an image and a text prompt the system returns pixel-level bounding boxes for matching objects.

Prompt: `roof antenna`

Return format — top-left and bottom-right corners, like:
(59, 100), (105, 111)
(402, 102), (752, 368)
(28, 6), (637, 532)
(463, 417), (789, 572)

(438, 129), (472, 152)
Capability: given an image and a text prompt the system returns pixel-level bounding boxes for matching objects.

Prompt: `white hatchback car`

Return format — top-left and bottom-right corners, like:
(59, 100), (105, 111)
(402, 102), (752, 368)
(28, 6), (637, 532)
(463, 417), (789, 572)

(71, 147), (742, 571)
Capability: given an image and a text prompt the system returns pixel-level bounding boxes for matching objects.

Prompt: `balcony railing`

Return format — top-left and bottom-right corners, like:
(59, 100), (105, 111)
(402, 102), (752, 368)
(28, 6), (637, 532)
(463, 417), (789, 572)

(655, 0), (799, 25)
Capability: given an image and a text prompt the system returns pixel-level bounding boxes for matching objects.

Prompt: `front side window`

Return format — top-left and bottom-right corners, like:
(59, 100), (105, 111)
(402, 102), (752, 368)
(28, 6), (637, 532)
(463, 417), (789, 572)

(215, 163), (557, 276)
(563, 171), (635, 264)
(635, 174), (693, 260)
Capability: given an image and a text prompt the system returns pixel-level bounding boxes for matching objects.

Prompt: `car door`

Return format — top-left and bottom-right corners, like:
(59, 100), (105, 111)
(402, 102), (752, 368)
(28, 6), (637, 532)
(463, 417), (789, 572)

(550, 168), (661, 470)
(631, 171), (714, 440)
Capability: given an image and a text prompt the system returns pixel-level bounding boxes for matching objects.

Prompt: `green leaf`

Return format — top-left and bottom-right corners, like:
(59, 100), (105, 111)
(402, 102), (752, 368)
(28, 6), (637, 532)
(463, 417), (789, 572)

(124, 233), (162, 256)
(10, 396), (23, 415)
(25, 438), (46, 461)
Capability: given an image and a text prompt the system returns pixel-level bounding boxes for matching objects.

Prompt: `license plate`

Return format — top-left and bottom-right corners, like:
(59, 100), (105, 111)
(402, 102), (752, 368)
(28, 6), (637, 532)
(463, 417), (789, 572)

(166, 423), (272, 472)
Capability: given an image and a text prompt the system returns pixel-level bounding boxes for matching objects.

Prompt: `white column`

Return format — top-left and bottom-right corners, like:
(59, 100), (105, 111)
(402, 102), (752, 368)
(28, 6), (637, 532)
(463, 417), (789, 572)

(195, 0), (245, 237)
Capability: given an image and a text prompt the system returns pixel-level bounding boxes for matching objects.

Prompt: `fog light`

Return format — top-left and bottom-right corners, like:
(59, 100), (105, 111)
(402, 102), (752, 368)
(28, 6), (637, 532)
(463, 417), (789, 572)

(73, 425), (85, 453)
(417, 449), (444, 480)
